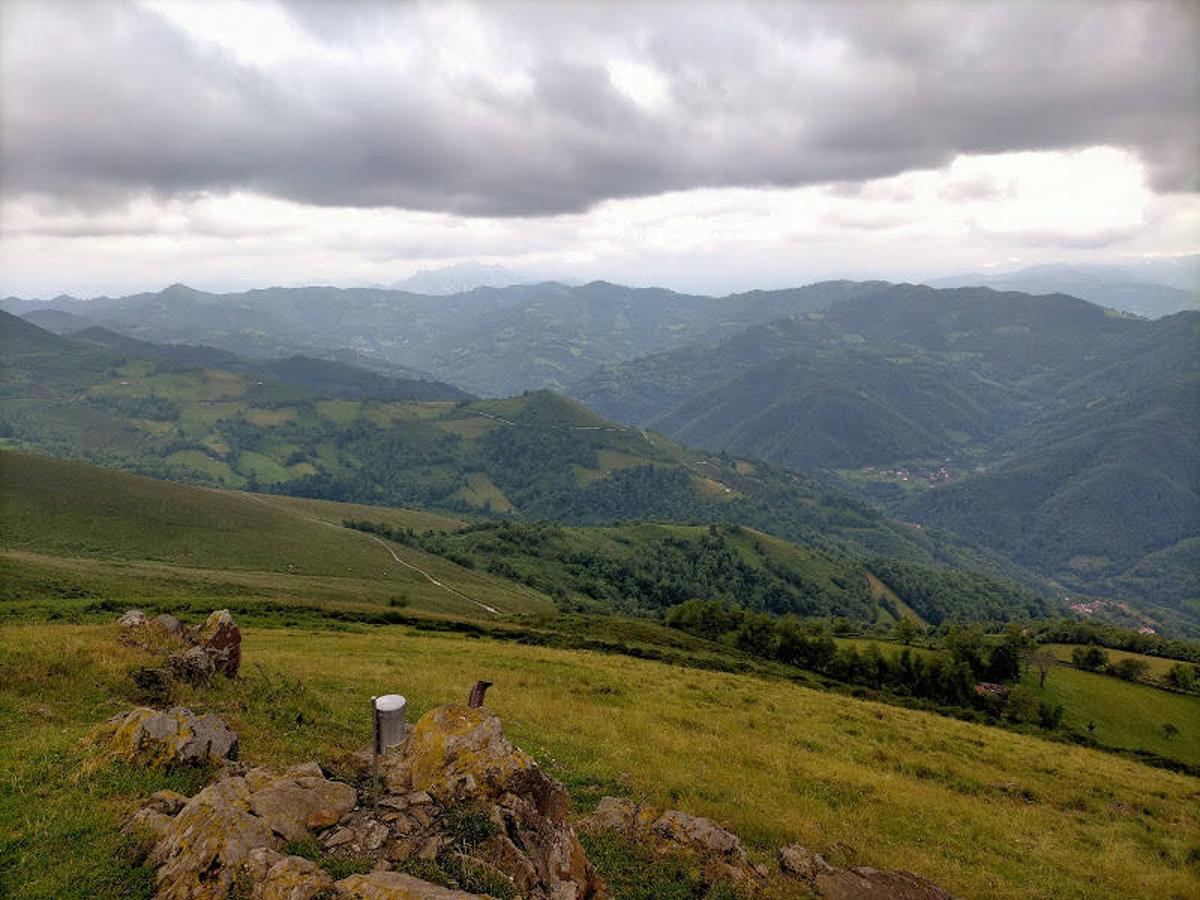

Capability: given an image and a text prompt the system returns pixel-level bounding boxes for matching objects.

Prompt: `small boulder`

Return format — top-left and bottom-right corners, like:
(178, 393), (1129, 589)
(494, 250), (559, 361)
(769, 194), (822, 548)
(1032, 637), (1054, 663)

(780, 843), (834, 881)
(409, 705), (564, 817)
(154, 613), (186, 638)
(152, 775), (278, 899)
(90, 706), (238, 767)
(118, 609), (149, 629)
(193, 609), (242, 677)
(335, 871), (487, 898)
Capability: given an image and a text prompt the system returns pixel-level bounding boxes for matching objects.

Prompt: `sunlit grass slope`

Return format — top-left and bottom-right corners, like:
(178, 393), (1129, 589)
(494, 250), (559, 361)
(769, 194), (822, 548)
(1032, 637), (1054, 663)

(0, 451), (549, 617)
(1, 623), (1197, 900)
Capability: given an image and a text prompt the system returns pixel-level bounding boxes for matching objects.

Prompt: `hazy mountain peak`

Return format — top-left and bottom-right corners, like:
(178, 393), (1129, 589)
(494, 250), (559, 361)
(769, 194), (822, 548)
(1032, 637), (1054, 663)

(391, 261), (532, 295)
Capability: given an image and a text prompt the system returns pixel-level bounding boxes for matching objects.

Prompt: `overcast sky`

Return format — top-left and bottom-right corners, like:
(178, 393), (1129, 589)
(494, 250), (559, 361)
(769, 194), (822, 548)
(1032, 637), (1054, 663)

(1, 0), (1197, 298)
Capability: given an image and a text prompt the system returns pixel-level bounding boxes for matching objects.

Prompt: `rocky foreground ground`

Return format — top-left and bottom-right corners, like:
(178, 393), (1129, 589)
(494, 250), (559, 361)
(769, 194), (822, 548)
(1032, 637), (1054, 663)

(94, 610), (956, 899)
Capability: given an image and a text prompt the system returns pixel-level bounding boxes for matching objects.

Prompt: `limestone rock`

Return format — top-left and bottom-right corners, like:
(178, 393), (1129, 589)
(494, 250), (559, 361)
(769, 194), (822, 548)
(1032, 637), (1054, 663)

(151, 775), (277, 899)
(779, 843), (834, 881)
(146, 765), (359, 899)
(248, 767), (357, 842)
(145, 789), (189, 815)
(193, 609), (242, 677)
(779, 842), (957, 899)
(335, 871), (486, 899)
(91, 706), (238, 767)
(581, 797), (760, 884)
(155, 613), (186, 638)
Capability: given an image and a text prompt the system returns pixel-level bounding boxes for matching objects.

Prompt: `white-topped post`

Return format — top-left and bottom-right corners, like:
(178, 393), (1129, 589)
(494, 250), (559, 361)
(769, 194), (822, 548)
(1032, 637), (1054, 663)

(371, 694), (407, 807)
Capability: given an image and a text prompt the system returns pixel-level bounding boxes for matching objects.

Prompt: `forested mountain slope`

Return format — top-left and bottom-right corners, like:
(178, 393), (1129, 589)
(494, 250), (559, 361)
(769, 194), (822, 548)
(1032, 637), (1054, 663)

(571, 288), (1199, 625)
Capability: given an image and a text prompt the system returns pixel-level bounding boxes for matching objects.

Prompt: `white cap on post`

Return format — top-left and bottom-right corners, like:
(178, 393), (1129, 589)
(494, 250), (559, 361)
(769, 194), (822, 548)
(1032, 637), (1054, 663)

(374, 694), (407, 751)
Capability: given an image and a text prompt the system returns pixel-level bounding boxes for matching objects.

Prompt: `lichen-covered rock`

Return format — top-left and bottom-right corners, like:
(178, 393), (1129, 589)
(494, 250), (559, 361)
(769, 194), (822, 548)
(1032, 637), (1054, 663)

(151, 775), (277, 899)
(145, 765), (359, 899)
(192, 609), (241, 677)
(405, 705), (604, 898)
(335, 871), (486, 899)
(155, 613), (186, 638)
(90, 706), (238, 767)
(241, 847), (335, 900)
(409, 706), (565, 818)
(581, 797), (761, 884)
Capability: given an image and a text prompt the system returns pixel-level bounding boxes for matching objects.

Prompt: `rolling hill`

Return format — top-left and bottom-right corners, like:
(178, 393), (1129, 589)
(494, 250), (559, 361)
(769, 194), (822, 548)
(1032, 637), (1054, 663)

(0, 450), (1055, 628)
(0, 313), (1062, 614)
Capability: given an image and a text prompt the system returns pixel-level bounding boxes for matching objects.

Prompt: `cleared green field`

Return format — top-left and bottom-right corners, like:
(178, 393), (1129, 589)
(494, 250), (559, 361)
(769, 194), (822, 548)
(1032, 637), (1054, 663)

(1023, 664), (1200, 766)
(1, 623), (1197, 900)
(1045, 642), (1183, 681)
(833, 637), (1200, 767)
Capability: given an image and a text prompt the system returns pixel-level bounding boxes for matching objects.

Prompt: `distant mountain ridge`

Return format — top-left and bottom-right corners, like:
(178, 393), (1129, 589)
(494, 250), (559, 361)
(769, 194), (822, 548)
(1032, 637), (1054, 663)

(928, 261), (1198, 318)
(2, 279), (890, 396)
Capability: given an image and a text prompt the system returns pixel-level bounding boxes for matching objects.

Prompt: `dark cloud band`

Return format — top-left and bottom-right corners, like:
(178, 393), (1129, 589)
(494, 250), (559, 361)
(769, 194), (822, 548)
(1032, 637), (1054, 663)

(1, 0), (1196, 217)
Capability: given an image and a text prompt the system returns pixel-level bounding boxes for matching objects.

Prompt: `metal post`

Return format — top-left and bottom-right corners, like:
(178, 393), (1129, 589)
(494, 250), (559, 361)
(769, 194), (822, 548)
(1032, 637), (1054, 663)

(371, 696), (381, 811)
(371, 693), (407, 810)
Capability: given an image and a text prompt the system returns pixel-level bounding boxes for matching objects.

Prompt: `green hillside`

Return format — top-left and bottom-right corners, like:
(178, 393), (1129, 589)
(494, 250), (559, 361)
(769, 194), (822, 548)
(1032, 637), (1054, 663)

(0, 315), (1051, 598)
(0, 451), (550, 618)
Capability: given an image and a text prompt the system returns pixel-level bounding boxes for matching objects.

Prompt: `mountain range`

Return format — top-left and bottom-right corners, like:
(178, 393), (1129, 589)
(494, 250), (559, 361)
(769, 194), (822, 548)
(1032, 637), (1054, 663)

(2, 275), (1196, 633)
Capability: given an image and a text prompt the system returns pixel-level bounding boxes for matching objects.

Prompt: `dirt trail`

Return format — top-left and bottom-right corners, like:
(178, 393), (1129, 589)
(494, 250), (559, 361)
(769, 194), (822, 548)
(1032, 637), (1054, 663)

(240, 492), (501, 616)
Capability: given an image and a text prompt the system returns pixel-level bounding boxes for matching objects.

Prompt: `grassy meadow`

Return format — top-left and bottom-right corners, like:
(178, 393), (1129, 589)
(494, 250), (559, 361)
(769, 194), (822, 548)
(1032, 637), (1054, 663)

(0, 452), (551, 619)
(1, 622), (1198, 900)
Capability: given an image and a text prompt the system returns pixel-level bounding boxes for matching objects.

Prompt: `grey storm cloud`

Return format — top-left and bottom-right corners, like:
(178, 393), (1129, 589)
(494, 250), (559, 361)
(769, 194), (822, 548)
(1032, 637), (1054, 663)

(1, 0), (1196, 218)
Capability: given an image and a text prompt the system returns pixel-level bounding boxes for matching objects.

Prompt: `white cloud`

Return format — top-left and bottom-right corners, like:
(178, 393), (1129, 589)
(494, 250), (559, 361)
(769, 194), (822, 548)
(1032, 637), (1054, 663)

(2, 146), (1195, 298)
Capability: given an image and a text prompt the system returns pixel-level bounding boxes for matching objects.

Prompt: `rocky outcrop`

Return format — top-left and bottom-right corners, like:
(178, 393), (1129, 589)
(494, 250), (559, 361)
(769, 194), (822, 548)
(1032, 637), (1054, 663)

(779, 843), (957, 899)
(324, 705), (605, 900)
(90, 706), (238, 767)
(116, 608), (242, 684)
(126, 704), (606, 900)
(142, 763), (356, 899)
(408, 705), (567, 819)
(119, 609), (150, 629)
(580, 796), (764, 885)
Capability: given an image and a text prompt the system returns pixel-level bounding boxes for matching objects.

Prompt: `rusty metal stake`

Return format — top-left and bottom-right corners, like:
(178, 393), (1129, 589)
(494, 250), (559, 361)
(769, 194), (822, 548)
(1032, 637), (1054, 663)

(468, 680), (492, 708)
